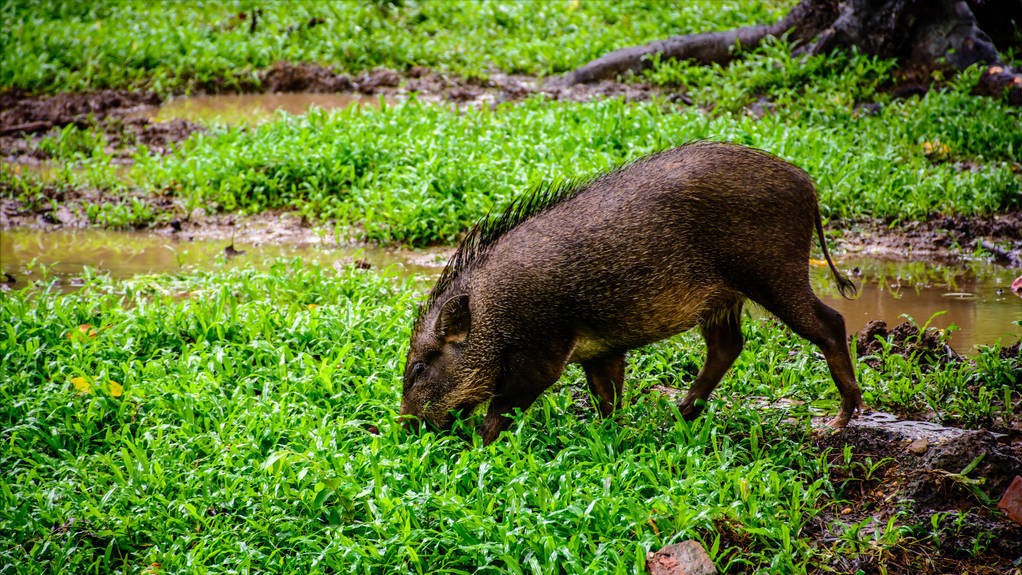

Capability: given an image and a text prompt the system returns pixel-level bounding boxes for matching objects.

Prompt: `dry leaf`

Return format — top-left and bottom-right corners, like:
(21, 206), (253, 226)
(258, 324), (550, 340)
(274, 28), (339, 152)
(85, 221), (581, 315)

(71, 376), (92, 394)
(67, 324), (97, 339)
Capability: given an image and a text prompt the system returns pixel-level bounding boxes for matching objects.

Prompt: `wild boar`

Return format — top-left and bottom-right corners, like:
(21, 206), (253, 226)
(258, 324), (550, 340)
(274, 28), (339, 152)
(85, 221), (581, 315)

(402, 141), (863, 444)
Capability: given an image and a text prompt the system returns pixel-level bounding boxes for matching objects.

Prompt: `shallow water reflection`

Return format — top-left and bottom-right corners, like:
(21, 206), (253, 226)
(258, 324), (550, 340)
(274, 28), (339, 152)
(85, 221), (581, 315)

(812, 258), (1020, 353)
(130, 92), (394, 124)
(0, 228), (446, 287)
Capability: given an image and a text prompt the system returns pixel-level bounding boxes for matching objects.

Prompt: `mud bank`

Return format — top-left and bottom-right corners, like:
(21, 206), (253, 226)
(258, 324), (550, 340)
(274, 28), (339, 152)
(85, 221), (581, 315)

(3, 187), (1019, 269)
(839, 212), (1022, 266)
(1, 89), (204, 162)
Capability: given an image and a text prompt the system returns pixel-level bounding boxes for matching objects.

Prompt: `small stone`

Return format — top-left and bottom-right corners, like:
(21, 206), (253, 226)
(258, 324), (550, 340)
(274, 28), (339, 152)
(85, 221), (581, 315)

(646, 540), (716, 575)
(997, 475), (1022, 526)
(907, 437), (929, 454)
(55, 206), (76, 225)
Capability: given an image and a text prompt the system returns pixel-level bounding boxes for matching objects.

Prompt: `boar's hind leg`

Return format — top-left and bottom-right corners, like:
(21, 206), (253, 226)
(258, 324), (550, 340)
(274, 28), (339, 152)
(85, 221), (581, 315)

(582, 353), (626, 418)
(678, 303), (744, 419)
(756, 289), (864, 428)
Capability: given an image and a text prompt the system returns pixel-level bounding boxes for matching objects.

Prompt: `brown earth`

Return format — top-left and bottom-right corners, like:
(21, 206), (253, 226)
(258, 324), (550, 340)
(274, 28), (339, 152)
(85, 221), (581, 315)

(682, 407), (1022, 574)
(807, 422), (1022, 575)
(838, 212), (1022, 266)
(0, 89), (204, 162)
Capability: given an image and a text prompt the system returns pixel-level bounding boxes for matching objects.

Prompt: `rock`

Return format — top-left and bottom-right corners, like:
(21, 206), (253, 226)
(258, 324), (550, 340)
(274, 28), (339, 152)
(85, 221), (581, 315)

(357, 68), (400, 92)
(907, 437), (929, 454)
(646, 540), (716, 575)
(260, 62), (354, 93)
(998, 475), (1022, 525)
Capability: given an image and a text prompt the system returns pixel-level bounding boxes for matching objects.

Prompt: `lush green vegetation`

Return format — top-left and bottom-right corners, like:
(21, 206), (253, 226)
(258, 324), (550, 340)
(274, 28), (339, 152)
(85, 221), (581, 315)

(7, 69), (1020, 243)
(4, 2), (1020, 239)
(2, 261), (1017, 574)
(3, 3), (1020, 571)
(0, 0), (789, 94)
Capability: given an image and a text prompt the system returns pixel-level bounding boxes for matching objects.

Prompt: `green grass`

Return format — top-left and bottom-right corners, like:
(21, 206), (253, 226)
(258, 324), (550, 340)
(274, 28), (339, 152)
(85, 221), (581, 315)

(1, 261), (1017, 574)
(9, 69), (1019, 244)
(0, 0), (790, 94)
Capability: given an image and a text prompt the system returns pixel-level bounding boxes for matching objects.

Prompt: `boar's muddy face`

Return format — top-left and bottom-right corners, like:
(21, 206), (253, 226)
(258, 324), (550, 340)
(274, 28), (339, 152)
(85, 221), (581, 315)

(401, 294), (493, 432)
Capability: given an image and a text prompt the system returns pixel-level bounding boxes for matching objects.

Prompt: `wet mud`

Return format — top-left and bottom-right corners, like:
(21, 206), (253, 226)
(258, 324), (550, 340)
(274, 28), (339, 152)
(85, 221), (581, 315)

(854, 320), (963, 370)
(810, 419), (1022, 574)
(1, 89), (204, 163)
(838, 212), (1022, 266)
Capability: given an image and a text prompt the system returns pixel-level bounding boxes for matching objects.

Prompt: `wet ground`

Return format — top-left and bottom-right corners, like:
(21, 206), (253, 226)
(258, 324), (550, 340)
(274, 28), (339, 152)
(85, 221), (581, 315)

(814, 256), (1021, 351)
(0, 228), (449, 288)
(126, 92), (392, 125)
(1, 228), (1018, 352)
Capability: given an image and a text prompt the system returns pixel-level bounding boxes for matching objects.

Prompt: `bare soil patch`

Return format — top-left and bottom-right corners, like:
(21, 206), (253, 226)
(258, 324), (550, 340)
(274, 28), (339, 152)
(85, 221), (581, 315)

(838, 212), (1022, 266)
(1, 89), (204, 162)
(809, 420), (1022, 574)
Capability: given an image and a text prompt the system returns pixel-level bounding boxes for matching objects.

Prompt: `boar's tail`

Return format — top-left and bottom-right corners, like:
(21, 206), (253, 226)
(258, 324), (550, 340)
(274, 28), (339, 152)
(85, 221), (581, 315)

(814, 207), (857, 299)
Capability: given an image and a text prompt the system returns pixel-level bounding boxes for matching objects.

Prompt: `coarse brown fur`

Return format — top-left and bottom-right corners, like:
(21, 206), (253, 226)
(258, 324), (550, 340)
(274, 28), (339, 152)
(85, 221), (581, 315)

(402, 141), (863, 444)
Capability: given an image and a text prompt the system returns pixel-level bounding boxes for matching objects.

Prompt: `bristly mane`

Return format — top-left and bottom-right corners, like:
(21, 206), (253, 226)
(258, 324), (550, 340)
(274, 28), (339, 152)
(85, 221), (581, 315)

(415, 176), (591, 327)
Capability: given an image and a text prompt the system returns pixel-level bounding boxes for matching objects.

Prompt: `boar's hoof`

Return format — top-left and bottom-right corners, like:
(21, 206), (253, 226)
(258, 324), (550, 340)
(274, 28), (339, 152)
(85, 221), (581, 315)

(827, 401), (866, 428)
(677, 396), (708, 420)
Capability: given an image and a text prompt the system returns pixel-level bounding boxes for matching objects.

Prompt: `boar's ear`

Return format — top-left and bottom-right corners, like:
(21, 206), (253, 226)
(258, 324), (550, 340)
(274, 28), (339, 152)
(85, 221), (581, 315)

(436, 294), (470, 343)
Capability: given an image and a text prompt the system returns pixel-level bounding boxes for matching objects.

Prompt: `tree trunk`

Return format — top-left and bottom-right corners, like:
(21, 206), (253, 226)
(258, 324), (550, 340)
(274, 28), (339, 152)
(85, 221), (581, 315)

(551, 0), (1021, 105)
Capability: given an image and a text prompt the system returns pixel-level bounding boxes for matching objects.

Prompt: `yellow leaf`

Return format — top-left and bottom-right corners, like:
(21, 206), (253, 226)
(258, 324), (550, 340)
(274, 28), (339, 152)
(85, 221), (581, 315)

(921, 141), (950, 158)
(809, 258), (828, 267)
(109, 381), (123, 397)
(71, 377), (92, 394)
(67, 324), (97, 339)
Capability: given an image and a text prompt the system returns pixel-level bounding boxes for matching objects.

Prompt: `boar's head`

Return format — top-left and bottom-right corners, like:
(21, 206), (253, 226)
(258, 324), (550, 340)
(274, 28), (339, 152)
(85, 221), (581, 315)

(401, 293), (495, 431)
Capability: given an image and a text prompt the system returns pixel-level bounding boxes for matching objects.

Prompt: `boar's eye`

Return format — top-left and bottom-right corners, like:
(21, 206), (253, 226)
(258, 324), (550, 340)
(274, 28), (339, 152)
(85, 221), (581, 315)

(411, 362), (425, 379)
(406, 361), (426, 389)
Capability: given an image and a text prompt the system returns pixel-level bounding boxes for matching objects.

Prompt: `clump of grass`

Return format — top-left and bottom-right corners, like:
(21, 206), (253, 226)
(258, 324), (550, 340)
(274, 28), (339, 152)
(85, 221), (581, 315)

(642, 36), (899, 113)
(1, 0), (790, 94)
(3, 261), (1017, 573)
(134, 90), (1021, 244)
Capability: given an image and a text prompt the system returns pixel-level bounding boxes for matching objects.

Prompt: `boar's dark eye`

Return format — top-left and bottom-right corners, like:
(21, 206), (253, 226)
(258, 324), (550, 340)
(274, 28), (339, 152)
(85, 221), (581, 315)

(410, 361), (425, 381)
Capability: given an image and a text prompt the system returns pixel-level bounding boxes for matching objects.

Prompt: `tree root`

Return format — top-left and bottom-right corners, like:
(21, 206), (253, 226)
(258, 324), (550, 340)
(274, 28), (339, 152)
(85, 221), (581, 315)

(549, 0), (1021, 106)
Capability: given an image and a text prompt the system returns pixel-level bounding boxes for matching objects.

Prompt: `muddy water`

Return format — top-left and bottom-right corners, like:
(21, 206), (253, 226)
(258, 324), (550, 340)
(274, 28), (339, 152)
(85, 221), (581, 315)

(812, 257), (1021, 351)
(0, 228), (447, 287)
(130, 92), (394, 124)
(1, 229), (1019, 351)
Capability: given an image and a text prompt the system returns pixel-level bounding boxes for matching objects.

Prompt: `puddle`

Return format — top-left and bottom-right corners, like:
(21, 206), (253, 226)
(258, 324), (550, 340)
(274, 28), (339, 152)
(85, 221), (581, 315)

(0, 228), (447, 289)
(1, 229), (1018, 351)
(809, 257), (1021, 352)
(130, 92), (395, 124)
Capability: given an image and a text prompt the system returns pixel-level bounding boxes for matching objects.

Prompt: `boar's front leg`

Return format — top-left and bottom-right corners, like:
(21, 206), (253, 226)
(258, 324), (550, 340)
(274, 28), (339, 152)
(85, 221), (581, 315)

(480, 341), (573, 445)
(581, 352), (626, 417)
